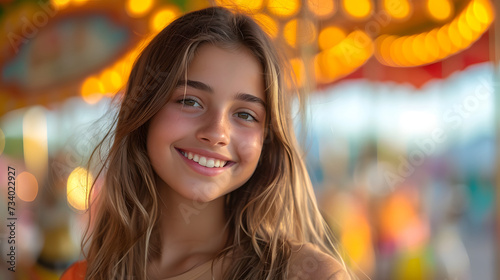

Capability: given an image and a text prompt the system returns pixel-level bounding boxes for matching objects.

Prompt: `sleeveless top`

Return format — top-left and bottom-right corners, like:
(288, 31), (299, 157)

(60, 259), (214, 280)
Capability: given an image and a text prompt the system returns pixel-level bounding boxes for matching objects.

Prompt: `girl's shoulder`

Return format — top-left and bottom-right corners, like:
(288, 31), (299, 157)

(288, 242), (350, 280)
(60, 260), (87, 280)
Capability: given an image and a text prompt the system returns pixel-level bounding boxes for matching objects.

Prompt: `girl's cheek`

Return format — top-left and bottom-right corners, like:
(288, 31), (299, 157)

(235, 131), (264, 161)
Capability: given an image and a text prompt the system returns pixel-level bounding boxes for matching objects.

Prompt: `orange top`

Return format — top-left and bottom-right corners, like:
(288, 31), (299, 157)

(60, 260), (87, 280)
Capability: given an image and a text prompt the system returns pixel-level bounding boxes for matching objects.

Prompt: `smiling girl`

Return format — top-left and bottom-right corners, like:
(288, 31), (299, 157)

(62, 6), (351, 280)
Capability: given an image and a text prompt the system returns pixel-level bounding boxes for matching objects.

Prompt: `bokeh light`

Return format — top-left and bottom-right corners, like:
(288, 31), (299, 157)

(427, 0), (453, 21)
(252, 13), (279, 38)
(100, 69), (122, 96)
(290, 58), (305, 87)
(216, 0), (264, 13)
(126, 0), (154, 18)
(375, 0), (494, 67)
(81, 76), (104, 105)
(318, 26), (346, 50)
(384, 0), (411, 20)
(267, 0), (300, 17)
(150, 6), (180, 33)
(342, 0), (372, 19)
(67, 167), (94, 211)
(17, 171), (39, 202)
(23, 107), (48, 180)
(50, 0), (70, 10)
(283, 18), (316, 47)
(307, 0), (335, 18)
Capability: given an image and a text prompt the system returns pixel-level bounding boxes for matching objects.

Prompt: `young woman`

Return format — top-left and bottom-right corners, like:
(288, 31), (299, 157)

(62, 6), (351, 280)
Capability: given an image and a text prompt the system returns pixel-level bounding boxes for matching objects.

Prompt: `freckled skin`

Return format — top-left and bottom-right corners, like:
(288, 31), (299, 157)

(147, 44), (266, 202)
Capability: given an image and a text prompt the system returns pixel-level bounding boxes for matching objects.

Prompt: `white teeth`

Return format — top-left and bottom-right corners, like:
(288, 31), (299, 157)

(199, 157), (207, 166)
(180, 150), (228, 168)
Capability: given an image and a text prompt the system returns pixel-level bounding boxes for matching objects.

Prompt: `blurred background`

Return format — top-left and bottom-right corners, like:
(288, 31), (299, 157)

(0, 0), (497, 279)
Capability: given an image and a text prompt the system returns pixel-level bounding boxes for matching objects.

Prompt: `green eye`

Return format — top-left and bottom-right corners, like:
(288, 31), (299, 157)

(236, 112), (256, 122)
(178, 98), (201, 107)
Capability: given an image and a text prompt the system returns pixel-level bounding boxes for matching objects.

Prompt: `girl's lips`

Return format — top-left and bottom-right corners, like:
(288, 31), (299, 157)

(175, 148), (235, 177)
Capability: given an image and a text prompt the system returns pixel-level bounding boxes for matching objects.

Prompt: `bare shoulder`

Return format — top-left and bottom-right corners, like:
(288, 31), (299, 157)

(288, 242), (350, 280)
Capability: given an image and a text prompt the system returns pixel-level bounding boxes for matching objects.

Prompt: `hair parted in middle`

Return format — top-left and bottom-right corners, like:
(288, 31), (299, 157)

(83, 6), (345, 280)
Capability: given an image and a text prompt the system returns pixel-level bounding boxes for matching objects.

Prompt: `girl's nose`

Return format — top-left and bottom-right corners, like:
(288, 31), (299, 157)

(196, 111), (229, 147)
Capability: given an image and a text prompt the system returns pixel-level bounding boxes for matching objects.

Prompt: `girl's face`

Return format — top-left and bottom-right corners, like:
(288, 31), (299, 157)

(147, 44), (266, 202)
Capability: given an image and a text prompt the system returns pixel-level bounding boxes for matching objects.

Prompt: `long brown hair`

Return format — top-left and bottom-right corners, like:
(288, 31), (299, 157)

(83, 6), (347, 279)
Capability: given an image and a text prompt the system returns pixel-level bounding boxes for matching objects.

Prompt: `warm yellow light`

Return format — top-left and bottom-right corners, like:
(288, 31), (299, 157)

(401, 36), (418, 65)
(67, 167), (93, 211)
(458, 16), (473, 42)
(314, 50), (340, 82)
(267, 0), (300, 17)
(283, 19), (316, 47)
(216, 0), (264, 12)
(336, 30), (373, 68)
(17, 171), (38, 202)
(150, 7), (179, 33)
(424, 30), (440, 61)
(384, 0), (411, 20)
(448, 20), (464, 49)
(427, 0), (452, 21)
(81, 77), (104, 105)
(375, 35), (396, 65)
(389, 37), (407, 66)
(474, 0), (493, 25)
(307, 0), (335, 18)
(290, 58), (305, 87)
(126, 0), (154, 18)
(50, 0), (70, 9)
(465, 2), (483, 33)
(318, 26), (345, 50)
(341, 214), (372, 266)
(100, 69), (122, 95)
(412, 33), (429, 64)
(23, 107), (48, 180)
(253, 13), (279, 38)
(437, 25), (453, 55)
(342, 0), (372, 19)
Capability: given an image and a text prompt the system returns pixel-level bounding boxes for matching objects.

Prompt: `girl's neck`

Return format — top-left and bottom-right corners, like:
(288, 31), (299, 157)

(154, 179), (229, 264)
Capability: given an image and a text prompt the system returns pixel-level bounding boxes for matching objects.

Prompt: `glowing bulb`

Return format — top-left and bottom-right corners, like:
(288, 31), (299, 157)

(126, 0), (154, 18)
(318, 26), (345, 50)
(100, 69), (123, 95)
(267, 0), (300, 17)
(50, 0), (70, 9)
(343, 0), (372, 19)
(150, 7), (179, 33)
(67, 167), (93, 211)
(384, 0), (411, 20)
(81, 77), (104, 105)
(427, 0), (453, 21)
(307, 0), (335, 18)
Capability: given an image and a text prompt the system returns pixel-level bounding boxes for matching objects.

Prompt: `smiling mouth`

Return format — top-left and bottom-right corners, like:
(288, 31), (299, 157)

(177, 149), (233, 168)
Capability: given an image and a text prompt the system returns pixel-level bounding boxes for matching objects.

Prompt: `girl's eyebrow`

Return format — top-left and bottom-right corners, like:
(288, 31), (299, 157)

(177, 79), (266, 108)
